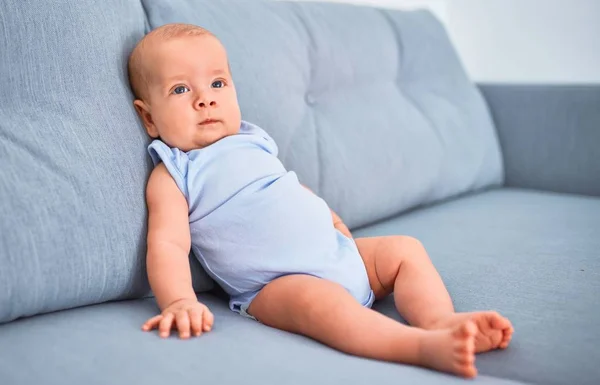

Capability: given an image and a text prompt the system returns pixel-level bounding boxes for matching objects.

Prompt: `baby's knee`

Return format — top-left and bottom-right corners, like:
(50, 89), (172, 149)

(392, 235), (425, 253)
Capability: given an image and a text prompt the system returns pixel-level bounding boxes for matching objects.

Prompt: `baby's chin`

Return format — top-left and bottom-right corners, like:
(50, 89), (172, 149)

(174, 122), (240, 151)
(192, 132), (237, 150)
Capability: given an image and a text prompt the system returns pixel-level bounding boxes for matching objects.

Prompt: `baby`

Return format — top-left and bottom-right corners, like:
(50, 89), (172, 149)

(128, 23), (514, 378)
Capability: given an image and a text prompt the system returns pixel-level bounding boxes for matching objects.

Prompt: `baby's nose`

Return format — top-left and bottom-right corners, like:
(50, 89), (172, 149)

(195, 92), (217, 109)
(198, 100), (216, 108)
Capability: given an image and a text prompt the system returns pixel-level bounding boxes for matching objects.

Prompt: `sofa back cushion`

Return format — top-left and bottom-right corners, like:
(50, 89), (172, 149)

(0, 0), (504, 323)
(143, 0), (504, 229)
(0, 0), (213, 324)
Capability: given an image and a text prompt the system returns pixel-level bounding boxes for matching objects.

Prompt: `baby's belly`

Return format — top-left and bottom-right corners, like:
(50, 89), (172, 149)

(190, 172), (340, 295)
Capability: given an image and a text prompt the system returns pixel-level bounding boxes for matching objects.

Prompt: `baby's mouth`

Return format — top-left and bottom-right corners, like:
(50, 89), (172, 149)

(199, 118), (220, 126)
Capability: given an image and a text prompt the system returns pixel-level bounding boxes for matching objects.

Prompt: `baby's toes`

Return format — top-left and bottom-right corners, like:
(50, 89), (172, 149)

(452, 321), (477, 355)
(499, 327), (514, 349)
(488, 312), (513, 348)
(454, 319), (478, 340)
(452, 322), (477, 378)
(488, 312), (512, 331)
(454, 345), (476, 367)
(454, 359), (478, 378)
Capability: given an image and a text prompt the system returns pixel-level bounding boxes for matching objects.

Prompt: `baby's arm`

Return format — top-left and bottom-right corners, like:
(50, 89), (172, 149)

(302, 184), (352, 239)
(330, 208), (353, 239)
(142, 163), (214, 339)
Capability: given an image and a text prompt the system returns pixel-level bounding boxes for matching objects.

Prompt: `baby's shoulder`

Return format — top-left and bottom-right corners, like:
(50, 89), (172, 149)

(240, 120), (278, 155)
(146, 163), (180, 202)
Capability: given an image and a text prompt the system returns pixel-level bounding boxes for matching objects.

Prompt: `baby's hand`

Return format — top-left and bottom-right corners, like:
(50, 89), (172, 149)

(142, 298), (214, 339)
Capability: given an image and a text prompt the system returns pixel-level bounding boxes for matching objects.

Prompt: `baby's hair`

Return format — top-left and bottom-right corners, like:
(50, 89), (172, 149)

(128, 23), (216, 101)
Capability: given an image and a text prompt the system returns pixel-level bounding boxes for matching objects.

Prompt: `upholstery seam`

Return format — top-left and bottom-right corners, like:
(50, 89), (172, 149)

(291, 2), (322, 193)
(379, 9), (444, 147)
(139, 0), (151, 34)
(378, 9), (404, 77)
(380, 9), (445, 197)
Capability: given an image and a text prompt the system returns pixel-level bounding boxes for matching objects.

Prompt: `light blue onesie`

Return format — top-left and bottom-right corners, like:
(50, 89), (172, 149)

(148, 120), (374, 319)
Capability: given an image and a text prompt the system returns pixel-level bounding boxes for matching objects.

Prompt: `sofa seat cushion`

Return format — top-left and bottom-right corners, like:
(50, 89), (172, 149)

(354, 188), (600, 385)
(4, 187), (595, 385)
(0, 294), (524, 385)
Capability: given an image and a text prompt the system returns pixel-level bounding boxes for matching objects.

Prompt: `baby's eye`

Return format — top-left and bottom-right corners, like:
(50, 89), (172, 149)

(172, 85), (190, 95)
(211, 80), (225, 88)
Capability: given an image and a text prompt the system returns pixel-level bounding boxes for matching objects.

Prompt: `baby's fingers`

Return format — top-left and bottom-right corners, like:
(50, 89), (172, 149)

(175, 310), (191, 339)
(159, 313), (175, 338)
(203, 309), (214, 332)
(189, 309), (203, 337)
(142, 315), (163, 331)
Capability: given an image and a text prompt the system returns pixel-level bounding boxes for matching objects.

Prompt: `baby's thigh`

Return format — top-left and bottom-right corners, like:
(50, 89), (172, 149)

(247, 274), (351, 332)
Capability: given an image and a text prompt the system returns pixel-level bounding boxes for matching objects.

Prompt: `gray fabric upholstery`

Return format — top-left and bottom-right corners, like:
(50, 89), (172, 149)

(142, 0), (503, 229)
(479, 84), (600, 197)
(354, 188), (600, 385)
(0, 0), (213, 324)
(0, 295), (524, 385)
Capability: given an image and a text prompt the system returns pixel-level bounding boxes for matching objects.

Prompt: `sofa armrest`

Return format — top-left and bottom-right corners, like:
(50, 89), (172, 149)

(478, 84), (600, 197)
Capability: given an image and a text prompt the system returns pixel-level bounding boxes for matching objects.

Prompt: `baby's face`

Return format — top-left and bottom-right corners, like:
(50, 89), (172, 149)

(136, 34), (241, 151)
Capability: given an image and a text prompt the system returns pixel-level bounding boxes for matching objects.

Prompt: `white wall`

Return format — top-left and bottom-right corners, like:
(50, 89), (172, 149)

(284, 0), (600, 84)
(447, 0), (600, 83)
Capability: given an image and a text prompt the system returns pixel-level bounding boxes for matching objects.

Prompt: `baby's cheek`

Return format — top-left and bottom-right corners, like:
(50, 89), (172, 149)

(228, 104), (242, 132)
(171, 113), (195, 134)
(154, 110), (175, 129)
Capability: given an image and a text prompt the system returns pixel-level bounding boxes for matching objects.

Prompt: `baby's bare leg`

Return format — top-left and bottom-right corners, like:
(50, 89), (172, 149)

(355, 236), (514, 353)
(247, 274), (478, 378)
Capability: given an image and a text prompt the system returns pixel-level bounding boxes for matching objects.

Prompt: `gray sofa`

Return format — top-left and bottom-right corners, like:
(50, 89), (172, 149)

(1, 1), (599, 384)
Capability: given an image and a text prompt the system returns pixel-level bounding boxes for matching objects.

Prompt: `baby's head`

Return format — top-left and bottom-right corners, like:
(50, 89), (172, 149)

(128, 23), (241, 151)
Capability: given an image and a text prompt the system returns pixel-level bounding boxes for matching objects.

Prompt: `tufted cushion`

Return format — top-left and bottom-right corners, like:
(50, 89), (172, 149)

(0, 0), (213, 324)
(142, 0), (504, 229)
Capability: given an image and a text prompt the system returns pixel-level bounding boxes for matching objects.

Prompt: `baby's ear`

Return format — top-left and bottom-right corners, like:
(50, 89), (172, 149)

(133, 100), (159, 138)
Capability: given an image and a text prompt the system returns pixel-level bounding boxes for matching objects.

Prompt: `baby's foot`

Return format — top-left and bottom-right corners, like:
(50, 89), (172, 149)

(429, 311), (514, 353)
(418, 320), (478, 378)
